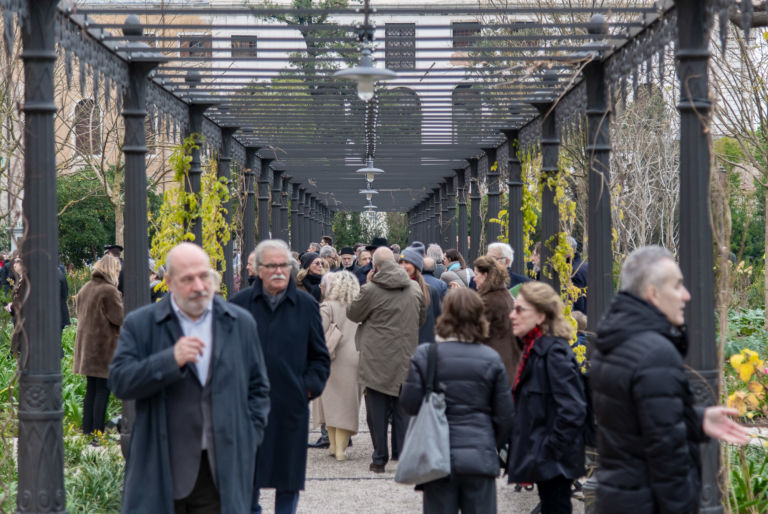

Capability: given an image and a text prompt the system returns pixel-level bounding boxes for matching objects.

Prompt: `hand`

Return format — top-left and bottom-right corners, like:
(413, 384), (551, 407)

(366, 269), (374, 283)
(703, 406), (751, 445)
(173, 336), (205, 368)
(4, 303), (11, 313)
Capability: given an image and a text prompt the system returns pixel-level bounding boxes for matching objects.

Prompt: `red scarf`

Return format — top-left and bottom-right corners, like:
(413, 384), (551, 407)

(512, 325), (543, 393)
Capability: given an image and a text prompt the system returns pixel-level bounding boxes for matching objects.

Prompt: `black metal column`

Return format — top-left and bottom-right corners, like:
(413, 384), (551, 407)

(445, 176), (457, 250)
(501, 130), (525, 275)
(297, 188), (306, 250)
(440, 182), (449, 249)
(417, 202), (425, 243)
(18, 2), (66, 511)
(456, 168), (468, 259)
(118, 16), (165, 461)
(218, 126), (238, 296)
(585, 19), (613, 327)
(677, 2), (719, 512)
(291, 183), (301, 251)
(257, 156), (273, 242)
(184, 71), (217, 246)
(468, 157), (481, 264)
(242, 147), (259, 285)
(271, 168), (283, 241)
(535, 102), (560, 292)
(483, 146), (501, 247)
(280, 175), (290, 243)
(433, 188), (441, 245)
(303, 192), (312, 247)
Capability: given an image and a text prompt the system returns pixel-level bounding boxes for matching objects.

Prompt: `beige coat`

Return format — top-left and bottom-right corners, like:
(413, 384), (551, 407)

(313, 300), (362, 432)
(73, 271), (124, 378)
(347, 258), (426, 397)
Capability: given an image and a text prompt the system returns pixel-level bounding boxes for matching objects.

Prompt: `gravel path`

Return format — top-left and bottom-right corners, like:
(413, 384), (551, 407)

(256, 403), (586, 514)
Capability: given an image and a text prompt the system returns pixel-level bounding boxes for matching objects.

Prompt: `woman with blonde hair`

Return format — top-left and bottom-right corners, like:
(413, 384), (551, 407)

(73, 254), (124, 435)
(505, 281), (586, 513)
(473, 255), (518, 379)
(318, 270), (362, 460)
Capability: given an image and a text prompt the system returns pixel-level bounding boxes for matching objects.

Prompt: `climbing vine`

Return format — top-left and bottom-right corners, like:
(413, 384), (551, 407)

(520, 147), (542, 270)
(149, 135), (231, 296)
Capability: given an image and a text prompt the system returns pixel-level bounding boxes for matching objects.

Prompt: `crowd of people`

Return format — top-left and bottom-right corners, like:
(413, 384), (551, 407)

(15, 234), (753, 513)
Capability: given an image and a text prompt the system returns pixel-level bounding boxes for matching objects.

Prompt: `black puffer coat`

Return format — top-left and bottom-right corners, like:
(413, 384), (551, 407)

(505, 335), (586, 483)
(400, 340), (514, 477)
(592, 292), (707, 514)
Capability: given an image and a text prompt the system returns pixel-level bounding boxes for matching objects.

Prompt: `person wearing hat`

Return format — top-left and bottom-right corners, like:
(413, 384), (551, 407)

(297, 252), (325, 302)
(398, 242), (441, 345)
(339, 246), (357, 272)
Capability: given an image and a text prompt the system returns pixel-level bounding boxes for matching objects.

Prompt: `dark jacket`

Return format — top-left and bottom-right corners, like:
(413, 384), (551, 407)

(506, 335), (586, 483)
(230, 276), (330, 491)
(418, 283), (441, 344)
(480, 287), (518, 380)
(354, 262), (373, 285)
(400, 340), (514, 477)
(571, 253), (588, 314)
(59, 265), (70, 329)
(296, 269), (322, 302)
(108, 295), (271, 514)
(592, 292), (706, 514)
(423, 272), (448, 300)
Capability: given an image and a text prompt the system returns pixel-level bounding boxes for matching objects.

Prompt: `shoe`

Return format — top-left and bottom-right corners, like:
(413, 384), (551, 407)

(391, 454), (399, 462)
(348, 437), (353, 447)
(369, 462), (386, 473)
(308, 435), (330, 449)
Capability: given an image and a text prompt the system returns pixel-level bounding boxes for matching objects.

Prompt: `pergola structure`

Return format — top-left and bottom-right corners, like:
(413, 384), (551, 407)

(6, 0), (758, 512)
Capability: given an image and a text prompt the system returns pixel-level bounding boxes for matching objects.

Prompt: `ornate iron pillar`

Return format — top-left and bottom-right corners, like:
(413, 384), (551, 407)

(417, 202), (425, 243)
(483, 145), (501, 247)
(585, 18), (613, 327)
(433, 188), (441, 245)
(18, 2), (66, 511)
(291, 183), (301, 251)
(257, 156), (274, 242)
(535, 101), (560, 292)
(501, 130), (525, 275)
(445, 176), (457, 250)
(456, 168), (469, 259)
(468, 157), (481, 264)
(242, 147), (260, 285)
(297, 188), (306, 250)
(308, 197), (316, 244)
(218, 126), (238, 296)
(118, 15), (166, 461)
(422, 197), (431, 244)
(280, 175), (290, 243)
(440, 182), (449, 249)
(185, 71), (217, 246)
(677, 2), (719, 512)
(271, 168), (283, 241)
(303, 192), (312, 247)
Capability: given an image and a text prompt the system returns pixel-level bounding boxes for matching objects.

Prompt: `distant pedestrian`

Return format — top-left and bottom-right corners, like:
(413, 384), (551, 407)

(339, 246), (357, 272)
(440, 248), (474, 289)
(398, 243), (441, 344)
(400, 288), (514, 514)
(297, 252), (325, 302)
(426, 244), (446, 278)
(505, 281), (586, 514)
(422, 257), (448, 300)
(347, 247), (425, 473)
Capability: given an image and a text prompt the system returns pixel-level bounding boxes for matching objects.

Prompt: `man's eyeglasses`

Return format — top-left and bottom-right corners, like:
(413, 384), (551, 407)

(261, 263), (291, 271)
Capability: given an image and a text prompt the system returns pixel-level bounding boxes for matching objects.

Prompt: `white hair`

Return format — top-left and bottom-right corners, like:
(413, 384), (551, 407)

(325, 270), (360, 304)
(254, 239), (291, 267)
(619, 245), (675, 297)
(487, 242), (514, 265)
(320, 272), (336, 298)
(426, 244), (444, 263)
(319, 246), (336, 258)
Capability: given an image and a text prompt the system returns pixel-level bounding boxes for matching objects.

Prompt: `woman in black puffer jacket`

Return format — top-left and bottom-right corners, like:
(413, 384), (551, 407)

(400, 288), (514, 514)
(505, 281), (586, 514)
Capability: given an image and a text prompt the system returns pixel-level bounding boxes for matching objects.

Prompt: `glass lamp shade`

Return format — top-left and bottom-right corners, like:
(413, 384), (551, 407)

(333, 48), (397, 102)
(355, 158), (384, 181)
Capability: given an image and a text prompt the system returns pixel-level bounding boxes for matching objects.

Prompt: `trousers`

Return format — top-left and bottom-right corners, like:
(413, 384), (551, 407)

(364, 387), (409, 466)
(173, 451), (220, 514)
(82, 376), (110, 434)
(422, 474), (497, 514)
(536, 474), (573, 514)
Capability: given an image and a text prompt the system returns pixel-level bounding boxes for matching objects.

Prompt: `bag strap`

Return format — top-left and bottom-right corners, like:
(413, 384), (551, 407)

(425, 342), (439, 394)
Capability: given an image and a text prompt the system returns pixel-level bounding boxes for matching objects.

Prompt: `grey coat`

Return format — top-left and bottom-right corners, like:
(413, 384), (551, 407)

(108, 296), (271, 514)
(347, 258), (426, 397)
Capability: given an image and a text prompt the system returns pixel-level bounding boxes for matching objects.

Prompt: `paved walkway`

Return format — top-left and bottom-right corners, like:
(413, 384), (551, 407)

(256, 403), (586, 514)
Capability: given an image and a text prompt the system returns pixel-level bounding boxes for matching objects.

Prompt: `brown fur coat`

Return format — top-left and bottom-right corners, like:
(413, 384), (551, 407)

(73, 271), (124, 378)
(479, 262), (518, 380)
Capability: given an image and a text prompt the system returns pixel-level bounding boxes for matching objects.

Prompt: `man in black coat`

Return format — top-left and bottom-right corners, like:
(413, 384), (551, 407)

(592, 246), (750, 514)
(230, 239), (330, 514)
(109, 243), (271, 513)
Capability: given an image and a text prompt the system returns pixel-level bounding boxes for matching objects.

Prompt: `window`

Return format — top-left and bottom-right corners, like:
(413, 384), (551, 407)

(231, 35), (258, 58)
(74, 98), (101, 156)
(179, 34), (212, 58)
(385, 23), (415, 71)
(452, 22), (480, 49)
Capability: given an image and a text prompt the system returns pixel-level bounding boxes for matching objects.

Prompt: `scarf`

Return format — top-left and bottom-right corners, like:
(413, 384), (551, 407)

(302, 272), (322, 302)
(448, 262), (461, 271)
(512, 325), (543, 393)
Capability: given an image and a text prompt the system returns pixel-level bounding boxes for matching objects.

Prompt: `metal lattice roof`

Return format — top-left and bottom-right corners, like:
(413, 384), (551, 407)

(68, 0), (675, 211)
